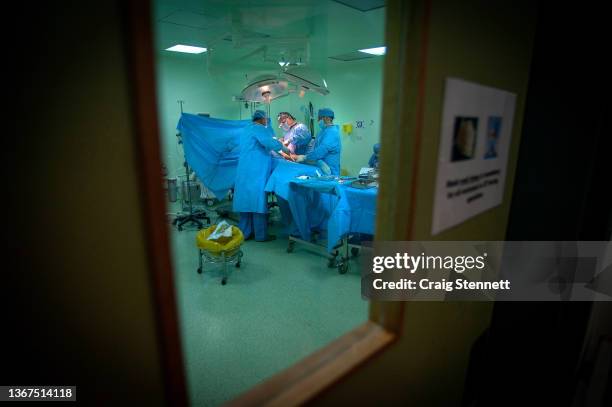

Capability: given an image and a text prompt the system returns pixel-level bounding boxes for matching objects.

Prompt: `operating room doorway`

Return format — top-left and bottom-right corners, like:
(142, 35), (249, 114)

(9, 0), (568, 404)
(152, 1), (385, 404)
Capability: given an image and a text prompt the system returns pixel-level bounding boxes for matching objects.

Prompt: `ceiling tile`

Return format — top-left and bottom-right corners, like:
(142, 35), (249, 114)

(161, 10), (216, 29)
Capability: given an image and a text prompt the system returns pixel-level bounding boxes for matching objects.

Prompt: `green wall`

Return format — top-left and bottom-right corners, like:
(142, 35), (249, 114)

(415, 0), (537, 240)
(155, 53), (384, 178)
(325, 58), (384, 175)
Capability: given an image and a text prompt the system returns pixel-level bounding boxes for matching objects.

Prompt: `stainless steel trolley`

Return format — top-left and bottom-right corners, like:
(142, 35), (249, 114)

(197, 247), (243, 285)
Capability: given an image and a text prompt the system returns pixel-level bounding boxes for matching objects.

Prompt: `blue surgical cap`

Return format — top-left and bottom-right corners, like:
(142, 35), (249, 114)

(318, 108), (334, 119)
(252, 110), (267, 120)
(373, 143), (381, 154)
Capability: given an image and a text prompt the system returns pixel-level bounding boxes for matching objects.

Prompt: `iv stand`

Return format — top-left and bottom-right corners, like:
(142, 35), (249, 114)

(172, 100), (211, 231)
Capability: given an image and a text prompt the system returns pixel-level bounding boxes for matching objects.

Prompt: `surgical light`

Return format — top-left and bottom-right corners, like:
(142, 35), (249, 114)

(240, 67), (329, 103)
(166, 44), (207, 54)
(241, 75), (289, 103)
(358, 46), (386, 56)
(283, 67), (330, 96)
(262, 91), (272, 103)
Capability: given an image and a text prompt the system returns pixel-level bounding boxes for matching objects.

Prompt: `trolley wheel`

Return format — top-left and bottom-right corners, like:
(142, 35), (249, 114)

(287, 241), (295, 253)
(197, 267), (202, 274)
(338, 262), (348, 274)
(235, 261), (241, 268)
(351, 247), (359, 257)
(221, 277), (227, 285)
(206, 199), (215, 207)
(327, 257), (337, 268)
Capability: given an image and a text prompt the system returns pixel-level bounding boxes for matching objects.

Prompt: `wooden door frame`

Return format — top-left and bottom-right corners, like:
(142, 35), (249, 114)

(126, 0), (431, 405)
(125, 1), (188, 405)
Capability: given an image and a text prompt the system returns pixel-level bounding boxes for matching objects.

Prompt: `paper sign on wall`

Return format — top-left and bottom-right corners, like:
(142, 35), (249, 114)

(432, 78), (517, 235)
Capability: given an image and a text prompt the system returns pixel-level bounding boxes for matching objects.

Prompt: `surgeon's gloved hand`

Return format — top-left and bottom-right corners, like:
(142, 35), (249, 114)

(294, 155), (306, 163)
(280, 146), (291, 155)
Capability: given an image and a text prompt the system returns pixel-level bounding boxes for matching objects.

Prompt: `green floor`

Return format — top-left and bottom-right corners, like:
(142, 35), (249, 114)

(169, 206), (368, 407)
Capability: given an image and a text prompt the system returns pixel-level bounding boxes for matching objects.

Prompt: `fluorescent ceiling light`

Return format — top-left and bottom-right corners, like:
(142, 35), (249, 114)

(165, 44), (207, 54)
(358, 46), (386, 56)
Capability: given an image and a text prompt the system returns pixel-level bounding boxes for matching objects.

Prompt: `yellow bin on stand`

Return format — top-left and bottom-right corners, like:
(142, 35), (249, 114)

(196, 225), (244, 285)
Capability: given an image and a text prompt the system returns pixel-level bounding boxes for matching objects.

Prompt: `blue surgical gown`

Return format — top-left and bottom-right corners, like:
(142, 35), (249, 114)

(368, 154), (379, 168)
(368, 143), (380, 168)
(306, 125), (341, 175)
(233, 123), (284, 214)
(282, 123), (314, 155)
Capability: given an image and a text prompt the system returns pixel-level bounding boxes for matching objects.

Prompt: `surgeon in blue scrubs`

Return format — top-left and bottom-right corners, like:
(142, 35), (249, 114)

(290, 107), (342, 235)
(277, 111), (314, 155)
(233, 110), (290, 241)
(293, 108), (341, 175)
(368, 143), (381, 168)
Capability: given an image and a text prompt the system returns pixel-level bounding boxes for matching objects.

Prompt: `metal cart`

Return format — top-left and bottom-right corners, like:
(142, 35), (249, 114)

(286, 233), (360, 274)
(197, 247), (243, 285)
(196, 225), (244, 285)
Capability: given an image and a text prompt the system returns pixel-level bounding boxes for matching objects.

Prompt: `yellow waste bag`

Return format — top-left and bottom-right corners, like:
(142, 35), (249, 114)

(196, 224), (244, 253)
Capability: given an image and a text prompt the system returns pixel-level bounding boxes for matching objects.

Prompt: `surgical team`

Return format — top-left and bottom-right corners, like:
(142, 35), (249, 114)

(233, 107), (342, 242)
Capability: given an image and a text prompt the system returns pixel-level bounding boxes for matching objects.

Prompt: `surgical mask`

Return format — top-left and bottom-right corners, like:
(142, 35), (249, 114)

(280, 123), (290, 132)
(318, 119), (326, 130)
